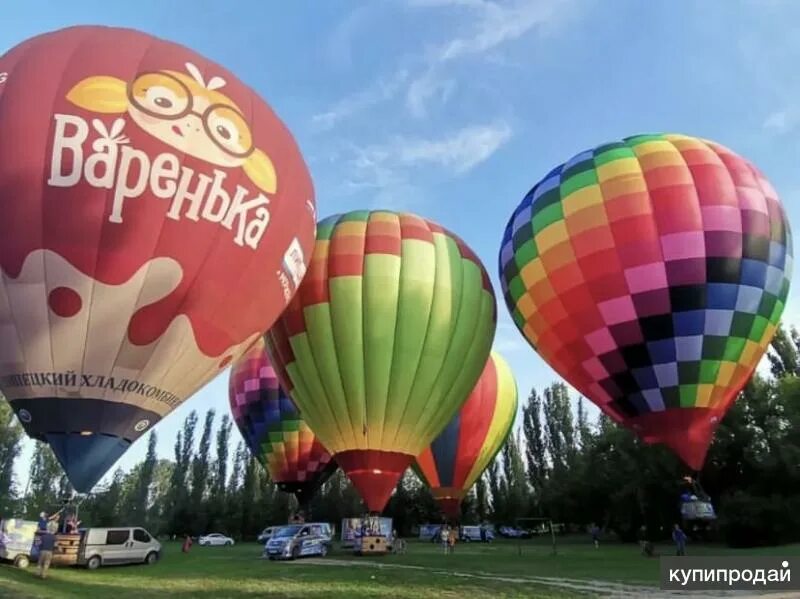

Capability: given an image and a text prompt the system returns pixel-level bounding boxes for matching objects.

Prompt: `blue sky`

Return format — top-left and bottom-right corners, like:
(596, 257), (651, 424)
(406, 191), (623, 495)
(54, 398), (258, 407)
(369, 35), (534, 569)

(4, 0), (800, 490)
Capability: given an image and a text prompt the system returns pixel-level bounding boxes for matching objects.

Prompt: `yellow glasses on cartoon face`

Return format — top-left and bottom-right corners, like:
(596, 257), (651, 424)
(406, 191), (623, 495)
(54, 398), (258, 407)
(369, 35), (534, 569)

(127, 71), (254, 159)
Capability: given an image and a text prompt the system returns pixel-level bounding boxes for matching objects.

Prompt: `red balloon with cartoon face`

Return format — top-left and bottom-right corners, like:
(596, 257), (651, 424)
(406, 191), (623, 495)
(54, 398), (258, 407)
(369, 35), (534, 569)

(0, 25), (316, 492)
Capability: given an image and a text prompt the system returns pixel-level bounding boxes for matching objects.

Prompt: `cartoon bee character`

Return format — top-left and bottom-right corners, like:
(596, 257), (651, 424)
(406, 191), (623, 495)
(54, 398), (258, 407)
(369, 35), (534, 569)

(65, 62), (276, 194)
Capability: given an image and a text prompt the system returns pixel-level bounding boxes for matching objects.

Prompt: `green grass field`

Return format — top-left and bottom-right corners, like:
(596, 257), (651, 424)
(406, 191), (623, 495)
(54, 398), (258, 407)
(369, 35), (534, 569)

(1, 538), (798, 598)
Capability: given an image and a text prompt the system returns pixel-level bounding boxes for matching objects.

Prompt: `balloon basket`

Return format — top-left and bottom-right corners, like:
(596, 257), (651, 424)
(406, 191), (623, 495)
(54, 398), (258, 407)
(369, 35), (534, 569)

(33, 532), (82, 567)
(353, 535), (388, 556)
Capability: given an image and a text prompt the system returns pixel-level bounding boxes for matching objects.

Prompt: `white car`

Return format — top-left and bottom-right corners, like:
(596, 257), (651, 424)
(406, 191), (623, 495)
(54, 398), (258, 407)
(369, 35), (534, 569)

(198, 533), (234, 546)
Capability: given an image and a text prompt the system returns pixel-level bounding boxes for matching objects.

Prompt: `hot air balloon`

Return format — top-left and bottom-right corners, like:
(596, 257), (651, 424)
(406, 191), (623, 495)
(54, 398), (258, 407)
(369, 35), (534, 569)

(0, 26), (316, 492)
(229, 337), (336, 507)
(265, 210), (497, 513)
(413, 351), (518, 519)
(499, 133), (792, 470)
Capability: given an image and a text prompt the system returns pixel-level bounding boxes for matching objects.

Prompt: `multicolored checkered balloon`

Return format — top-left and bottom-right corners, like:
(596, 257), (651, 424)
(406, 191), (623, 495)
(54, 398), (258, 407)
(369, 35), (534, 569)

(499, 133), (793, 470)
(228, 337), (335, 505)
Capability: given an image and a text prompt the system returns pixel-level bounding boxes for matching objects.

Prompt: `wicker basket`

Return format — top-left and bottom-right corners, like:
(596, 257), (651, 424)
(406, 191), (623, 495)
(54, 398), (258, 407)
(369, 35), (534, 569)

(51, 534), (81, 566)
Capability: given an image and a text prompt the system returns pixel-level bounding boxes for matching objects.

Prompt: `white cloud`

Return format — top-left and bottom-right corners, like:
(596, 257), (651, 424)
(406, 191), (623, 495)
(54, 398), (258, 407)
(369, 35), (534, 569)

(315, 0), (576, 128)
(406, 70), (456, 118)
(311, 69), (410, 131)
(763, 111), (787, 131)
(343, 144), (404, 193)
(338, 143), (425, 211)
(406, 0), (490, 8)
(396, 121), (512, 173)
(436, 1), (561, 63)
(337, 121), (512, 209)
(404, 0), (571, 115)
(493, 337), (528, 354)
(493, 322), (528, 354)
(763, 109), (800, 134)
(324, 5), (375, 70)
(351, 120), (512, 178)
(736, 16), (800, 137)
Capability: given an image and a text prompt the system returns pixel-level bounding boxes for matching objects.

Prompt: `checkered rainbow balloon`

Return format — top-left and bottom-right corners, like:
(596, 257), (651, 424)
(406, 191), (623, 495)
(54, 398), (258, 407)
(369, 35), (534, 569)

(228, 337), (336, 506)
(498, 133), (793, 470)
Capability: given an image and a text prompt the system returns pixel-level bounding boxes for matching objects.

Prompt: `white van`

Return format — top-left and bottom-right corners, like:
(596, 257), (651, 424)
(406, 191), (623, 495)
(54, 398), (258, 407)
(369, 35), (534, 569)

(460, 525), (495, 542)
(80, 527), (161, 569)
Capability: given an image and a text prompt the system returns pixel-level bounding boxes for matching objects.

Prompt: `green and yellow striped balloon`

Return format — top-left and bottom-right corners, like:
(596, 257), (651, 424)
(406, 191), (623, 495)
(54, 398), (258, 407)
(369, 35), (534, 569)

(265, 210), (497, 512)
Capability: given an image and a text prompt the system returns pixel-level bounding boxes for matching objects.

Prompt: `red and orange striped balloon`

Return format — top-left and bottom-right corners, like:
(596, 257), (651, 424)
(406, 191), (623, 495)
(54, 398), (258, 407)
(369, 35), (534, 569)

(414, 351), (518, 518)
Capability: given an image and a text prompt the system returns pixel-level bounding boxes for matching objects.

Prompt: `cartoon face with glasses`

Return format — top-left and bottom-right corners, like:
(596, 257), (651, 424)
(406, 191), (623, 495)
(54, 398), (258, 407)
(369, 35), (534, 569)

(65, 62), (277, 194)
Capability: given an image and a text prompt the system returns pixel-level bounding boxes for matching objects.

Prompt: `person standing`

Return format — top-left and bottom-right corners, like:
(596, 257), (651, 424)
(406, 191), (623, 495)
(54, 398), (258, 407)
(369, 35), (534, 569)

(37, 511), (60, 532)
(182, 534), (193, 554)
(590, 523), (600, 549)
(638, 525), (655, 557)
(66, 515), (82, 535)
(37, 524), (57, 579)
(440, 525), (449, 555)
(672, 523), (687, 556)
(52, 512), (62, 535)
(392, 529), (406, 554)
(447, 528), (456, 554)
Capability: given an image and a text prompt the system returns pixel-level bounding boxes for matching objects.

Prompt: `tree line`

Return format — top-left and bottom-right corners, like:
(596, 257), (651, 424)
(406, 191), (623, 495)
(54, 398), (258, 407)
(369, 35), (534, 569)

(1, 328), (799, 548)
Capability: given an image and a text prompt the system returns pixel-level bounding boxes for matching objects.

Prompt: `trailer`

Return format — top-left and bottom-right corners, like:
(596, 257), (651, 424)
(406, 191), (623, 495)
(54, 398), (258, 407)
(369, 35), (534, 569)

(0, 518), (38, 568)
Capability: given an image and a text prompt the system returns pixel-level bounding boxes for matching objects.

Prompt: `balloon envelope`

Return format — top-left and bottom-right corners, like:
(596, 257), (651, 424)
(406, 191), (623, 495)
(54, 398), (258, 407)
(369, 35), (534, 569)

(499, 133), (792, 470)
(0, 26), (316, 492)
(228, 337), (335, 505)
(265, 210), (497, 512)
(414, 351), (518, 518)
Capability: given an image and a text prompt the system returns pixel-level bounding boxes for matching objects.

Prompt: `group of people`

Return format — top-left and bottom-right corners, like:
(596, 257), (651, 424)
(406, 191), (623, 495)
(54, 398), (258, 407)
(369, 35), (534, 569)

(439, 524), (457, 554)
(37, 510), (81, 535)
(33, 510), (83, 579)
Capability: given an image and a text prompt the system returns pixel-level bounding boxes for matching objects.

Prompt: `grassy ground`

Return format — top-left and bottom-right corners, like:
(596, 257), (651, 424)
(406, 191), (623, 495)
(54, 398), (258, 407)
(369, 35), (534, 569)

(0, 540), (568, 599)
(1, 538), (798, 598)
(360, 536), (800, 585)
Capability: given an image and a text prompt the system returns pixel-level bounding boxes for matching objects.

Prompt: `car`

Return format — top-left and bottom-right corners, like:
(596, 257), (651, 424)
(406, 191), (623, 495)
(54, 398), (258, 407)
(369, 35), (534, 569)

(498, 526), (529, 538)
(198, 533), (234, 546)
(257, 526), (275, 544)
(80, 527), (162, 569)
(1, 521), (162, 570)
(460, 525), (495, 542)
(264, 523), (332, 560)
